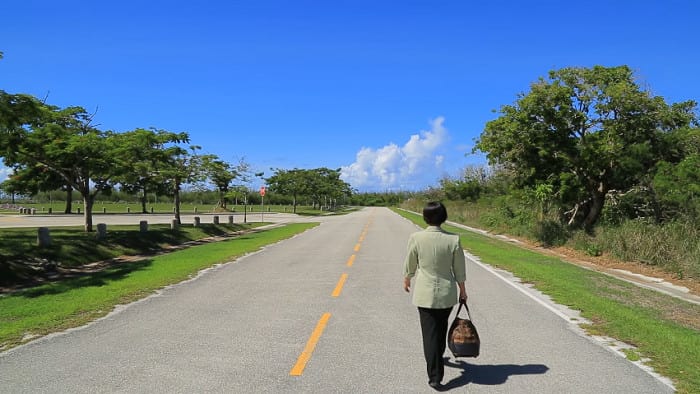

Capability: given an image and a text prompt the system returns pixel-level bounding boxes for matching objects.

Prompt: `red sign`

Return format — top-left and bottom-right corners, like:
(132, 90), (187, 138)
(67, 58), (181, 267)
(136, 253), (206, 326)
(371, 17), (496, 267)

(259, 186), (266, 197)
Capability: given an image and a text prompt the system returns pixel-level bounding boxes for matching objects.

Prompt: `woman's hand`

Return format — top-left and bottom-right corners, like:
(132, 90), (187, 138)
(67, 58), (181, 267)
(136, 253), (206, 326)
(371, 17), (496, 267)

(403, 277), (411, 293)
(459, 290), (468, 304)
(458, 282), (467, 303)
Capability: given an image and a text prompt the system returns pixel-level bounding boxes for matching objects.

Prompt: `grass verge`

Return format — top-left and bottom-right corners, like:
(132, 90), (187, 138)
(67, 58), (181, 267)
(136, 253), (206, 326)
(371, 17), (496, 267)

(0, 222), (318, 352)
(393, 208), (700, 393)
(0, 223), (266, 284)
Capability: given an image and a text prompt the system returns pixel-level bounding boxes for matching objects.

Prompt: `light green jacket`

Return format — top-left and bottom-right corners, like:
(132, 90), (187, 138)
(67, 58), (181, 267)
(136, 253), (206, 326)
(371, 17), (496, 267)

(403, 226), (467, 308)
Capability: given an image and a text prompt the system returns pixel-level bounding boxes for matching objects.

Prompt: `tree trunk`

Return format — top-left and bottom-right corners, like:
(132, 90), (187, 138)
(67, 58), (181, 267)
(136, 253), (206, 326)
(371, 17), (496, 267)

(84, 195), (94, 232)
(583, 188), (606, 232)
(292, 195), (297, 213)
(219, 189), (227, 209)
(140, 187), (148, 214)
(173, 182), (182, 225)
(64, 185), (73, 214)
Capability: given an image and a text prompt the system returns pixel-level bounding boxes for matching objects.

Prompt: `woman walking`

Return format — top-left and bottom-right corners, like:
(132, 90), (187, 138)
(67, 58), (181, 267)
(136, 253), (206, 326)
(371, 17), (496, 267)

(403, 201), (467, 390)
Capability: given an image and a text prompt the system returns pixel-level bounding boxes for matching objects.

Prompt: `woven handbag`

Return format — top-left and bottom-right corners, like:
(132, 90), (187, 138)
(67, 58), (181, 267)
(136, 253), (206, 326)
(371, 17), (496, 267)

(447, 301), (480, 358)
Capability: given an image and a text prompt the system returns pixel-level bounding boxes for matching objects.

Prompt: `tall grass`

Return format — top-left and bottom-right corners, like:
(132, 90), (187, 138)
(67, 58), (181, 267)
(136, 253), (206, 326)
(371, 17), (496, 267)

(400, 199), (700, 280)
(578, 220), (699, 280)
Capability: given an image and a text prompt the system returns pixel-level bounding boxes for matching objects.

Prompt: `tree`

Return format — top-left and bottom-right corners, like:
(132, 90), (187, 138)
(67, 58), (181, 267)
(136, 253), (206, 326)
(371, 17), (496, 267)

(159, 143), (206, 225)
(476, 65), (697, 231)
(201, 156), (238, 210)
(1, 98), (127, 232)
(115, 128), (189, 213)
(266, 168), (308, 213)
(307, 167), (352, 209)
(266, 167), (351, 212)
(652, 127), (700, 220)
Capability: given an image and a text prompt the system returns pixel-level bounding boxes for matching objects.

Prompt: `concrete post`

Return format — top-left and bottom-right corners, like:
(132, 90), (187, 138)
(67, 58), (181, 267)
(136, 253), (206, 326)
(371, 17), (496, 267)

(140, 220), (148, 233)
(37, 227), (51, 247)
(127, 207), (130, 213)
(48, 207), (53, 214)
(213, 216), (219, 224)
(193, 216), (200, 227)
(228, 215), (234, 224)
(96, 223), (107, 239)
(103, 207), (107, 213)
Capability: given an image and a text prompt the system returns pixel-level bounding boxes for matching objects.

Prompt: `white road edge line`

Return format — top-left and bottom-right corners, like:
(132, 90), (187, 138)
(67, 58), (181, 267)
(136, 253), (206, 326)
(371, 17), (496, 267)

(464, 251), (574, 321)
(464, 250), (676, 391)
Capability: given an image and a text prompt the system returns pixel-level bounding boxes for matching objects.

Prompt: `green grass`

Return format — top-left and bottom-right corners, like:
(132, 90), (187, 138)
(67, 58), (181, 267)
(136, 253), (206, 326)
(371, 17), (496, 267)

(0, 223), (267, 284)
(0, 222), (318, 352)
(393, 208), (700, 394)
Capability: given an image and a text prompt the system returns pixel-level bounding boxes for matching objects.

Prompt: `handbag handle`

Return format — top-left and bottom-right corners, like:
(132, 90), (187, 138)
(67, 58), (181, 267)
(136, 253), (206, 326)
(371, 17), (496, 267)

(455, 300), (473, 321)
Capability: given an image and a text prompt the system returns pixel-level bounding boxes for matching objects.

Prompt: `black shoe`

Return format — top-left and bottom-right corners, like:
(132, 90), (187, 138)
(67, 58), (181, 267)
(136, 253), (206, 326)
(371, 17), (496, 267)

(428, 381), (443, 390)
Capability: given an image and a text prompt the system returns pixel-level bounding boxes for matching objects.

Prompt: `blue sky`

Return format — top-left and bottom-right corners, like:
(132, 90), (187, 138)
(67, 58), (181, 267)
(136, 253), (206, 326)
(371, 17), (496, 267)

(1, 0), (698, 192)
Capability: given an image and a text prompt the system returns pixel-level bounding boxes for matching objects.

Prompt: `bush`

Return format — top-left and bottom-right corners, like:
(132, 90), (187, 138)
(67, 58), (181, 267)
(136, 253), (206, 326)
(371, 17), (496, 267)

(533, 219), (569, 247)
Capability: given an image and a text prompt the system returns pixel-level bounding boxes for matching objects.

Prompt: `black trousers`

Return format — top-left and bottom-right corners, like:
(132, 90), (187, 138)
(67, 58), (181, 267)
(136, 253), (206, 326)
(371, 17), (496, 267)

(418, 306), (453, 383)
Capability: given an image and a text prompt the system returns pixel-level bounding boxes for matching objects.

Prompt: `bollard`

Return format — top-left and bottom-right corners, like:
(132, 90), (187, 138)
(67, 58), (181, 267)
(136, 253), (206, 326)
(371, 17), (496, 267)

(48, 207), (53, 214)
(213, 215), (219, 224)
(96, 223), (107, 239)
(31, 208), (37, 215)
(228, 215), (234, 224)
(103, 207), (107, 213)
(127, 207), (130, 213)
(140, 220), (148, 233)
(193, 216), (200, 227)
(173, 207), (176, 213)
(171, 219), (178, 230)
(37, 227), (51, 247)
(77, 208), (81, 214)
(151, 207), (154, 213)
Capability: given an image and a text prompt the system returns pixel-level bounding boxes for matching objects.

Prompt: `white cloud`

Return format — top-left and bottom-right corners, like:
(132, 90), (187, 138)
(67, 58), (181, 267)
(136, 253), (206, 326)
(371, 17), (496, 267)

(341, 116), (449, 191)
(0, 166), (12, 183)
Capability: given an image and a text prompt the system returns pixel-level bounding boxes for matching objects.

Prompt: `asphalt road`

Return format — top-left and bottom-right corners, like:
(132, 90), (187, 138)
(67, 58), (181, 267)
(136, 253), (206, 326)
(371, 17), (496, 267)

(0, 207), (674, 393)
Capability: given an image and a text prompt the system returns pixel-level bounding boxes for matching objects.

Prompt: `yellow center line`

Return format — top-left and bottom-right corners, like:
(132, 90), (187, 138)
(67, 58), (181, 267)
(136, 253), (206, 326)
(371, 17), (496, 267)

(346, 254), (356, 267)
(331, 273), (348, 297)
(354, 243), (361, 252)
(289, 313), (332, 376)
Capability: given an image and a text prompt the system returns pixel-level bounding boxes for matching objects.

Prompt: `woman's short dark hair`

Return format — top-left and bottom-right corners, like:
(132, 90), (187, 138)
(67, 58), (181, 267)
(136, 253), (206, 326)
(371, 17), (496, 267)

(423, 201), (447, 226)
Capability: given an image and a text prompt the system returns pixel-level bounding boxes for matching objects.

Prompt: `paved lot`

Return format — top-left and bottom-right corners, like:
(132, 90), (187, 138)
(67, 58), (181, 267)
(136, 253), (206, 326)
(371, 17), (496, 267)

(0, 208), (674, 393)
(0, 211), (298, 228)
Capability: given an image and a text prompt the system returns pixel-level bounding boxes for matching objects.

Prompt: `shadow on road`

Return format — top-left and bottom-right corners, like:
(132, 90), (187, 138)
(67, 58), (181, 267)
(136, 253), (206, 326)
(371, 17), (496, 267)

(442, 358), (549, 389)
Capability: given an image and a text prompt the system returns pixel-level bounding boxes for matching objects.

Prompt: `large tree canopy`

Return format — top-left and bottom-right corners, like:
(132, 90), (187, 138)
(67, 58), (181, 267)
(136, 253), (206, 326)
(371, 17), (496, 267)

(1, 101), (126, 232)
(266, 167), (352, 213)
(476, 65), (697, 230)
